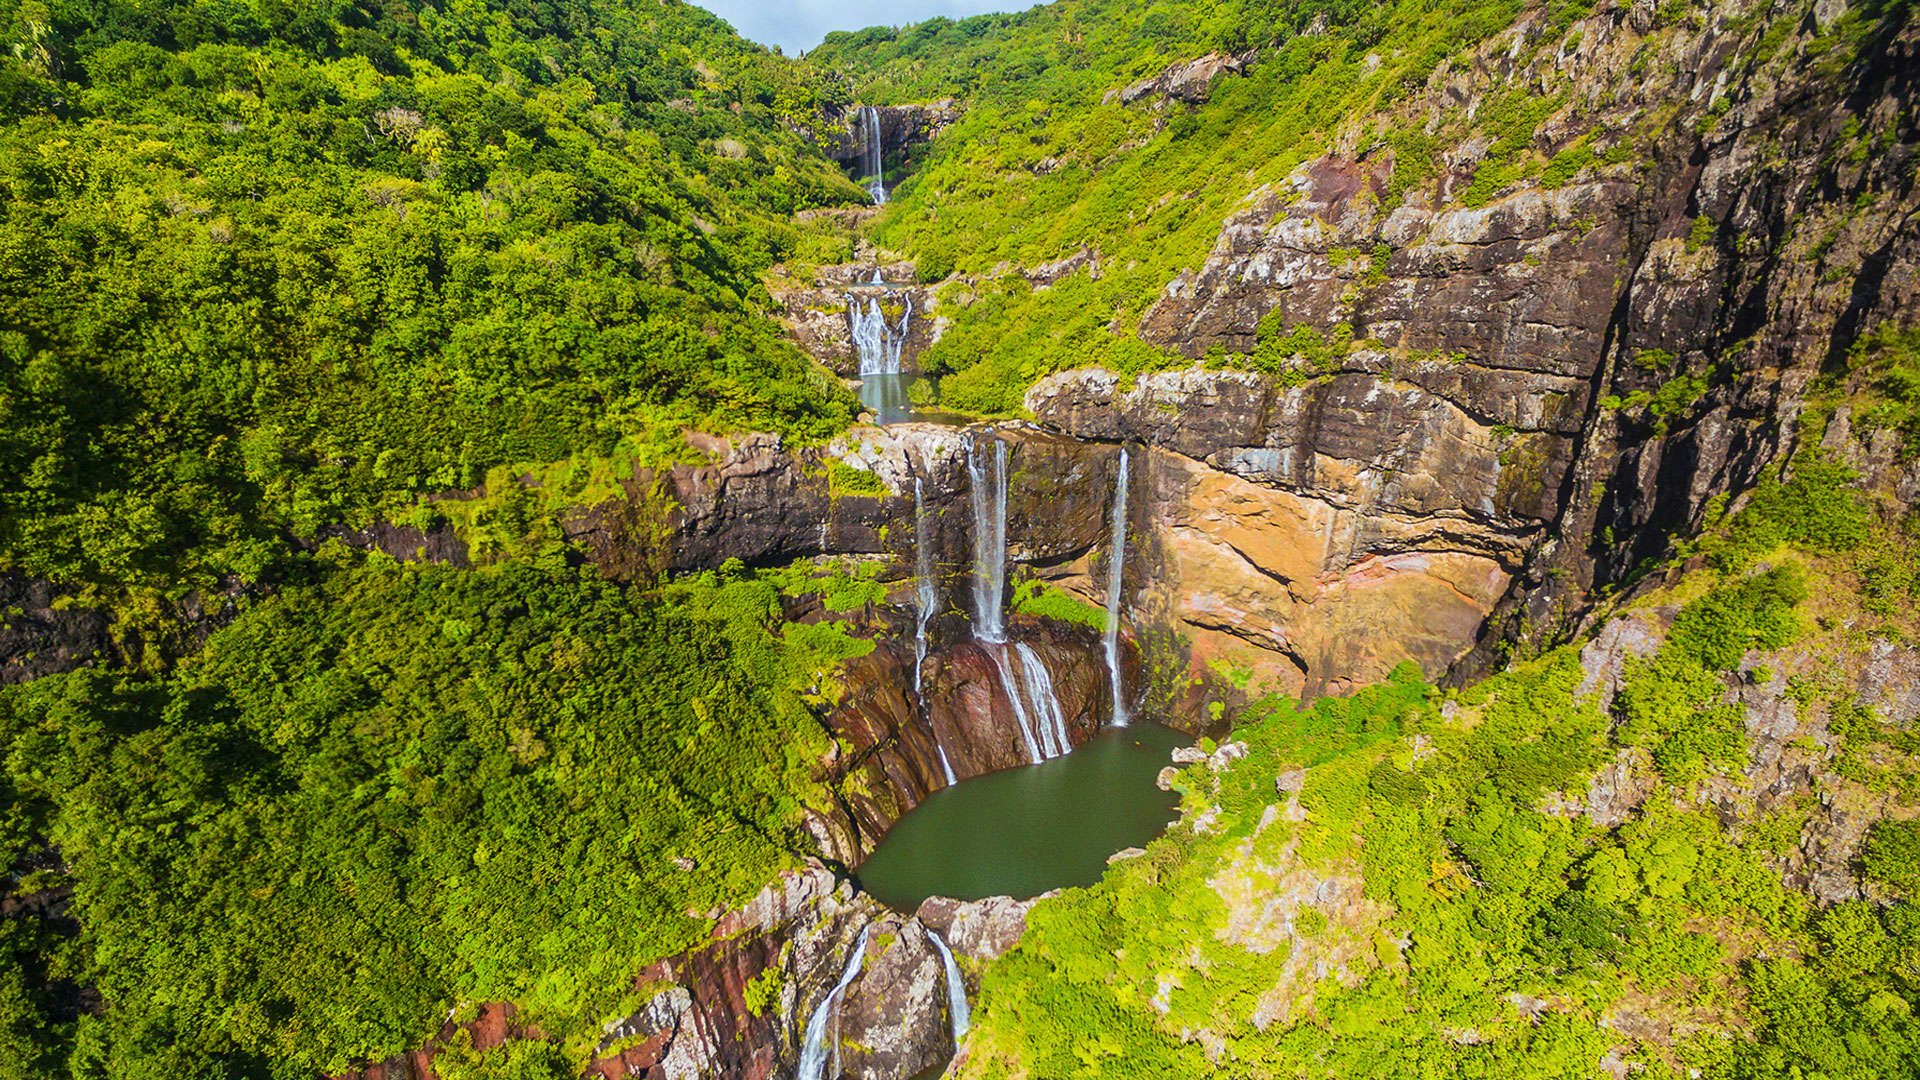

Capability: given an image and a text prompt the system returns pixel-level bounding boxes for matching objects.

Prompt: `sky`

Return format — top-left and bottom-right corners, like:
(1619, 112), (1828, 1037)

(694, 0), (1027, 56)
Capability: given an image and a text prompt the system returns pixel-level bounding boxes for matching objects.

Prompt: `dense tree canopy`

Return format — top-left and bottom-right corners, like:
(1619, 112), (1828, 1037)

(0, 0), (863, 597)
(0, 554), (867, 1075)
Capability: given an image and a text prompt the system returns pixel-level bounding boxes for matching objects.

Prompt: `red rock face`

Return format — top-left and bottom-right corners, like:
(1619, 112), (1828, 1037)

(817, 619), (1123, 864)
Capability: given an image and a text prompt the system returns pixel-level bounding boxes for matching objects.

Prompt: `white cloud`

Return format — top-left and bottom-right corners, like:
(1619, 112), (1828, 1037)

(694, 0), (1031, 56)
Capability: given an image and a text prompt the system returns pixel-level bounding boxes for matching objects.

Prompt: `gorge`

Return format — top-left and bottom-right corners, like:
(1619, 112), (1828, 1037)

(0, 0), (1918, 1079)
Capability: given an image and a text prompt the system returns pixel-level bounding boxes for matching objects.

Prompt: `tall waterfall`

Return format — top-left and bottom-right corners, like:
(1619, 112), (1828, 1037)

(966, 437), (1009, 642)
(965, 434), (1076, 764)
(1104, 447), (1131, 726)
(925, 928), (971, 1042)
(914, 478), (958, 786)
(860, 106), (887, 204)
(798, 927), (869, 1080)
(847, 292), (911, 375)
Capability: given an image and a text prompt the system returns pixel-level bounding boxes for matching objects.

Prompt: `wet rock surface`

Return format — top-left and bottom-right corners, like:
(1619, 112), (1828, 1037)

(818, 101), (962, 175)
(810, 622), (1118, 864)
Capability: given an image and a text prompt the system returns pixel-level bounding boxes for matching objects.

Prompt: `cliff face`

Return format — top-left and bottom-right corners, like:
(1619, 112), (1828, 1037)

(1028, 365), (1541, 698)
(1004, 2), (1919, 695)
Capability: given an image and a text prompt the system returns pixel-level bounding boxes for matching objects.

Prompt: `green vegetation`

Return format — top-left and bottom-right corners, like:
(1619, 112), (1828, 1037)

(0, 0), (863, 606)
(957, 447), (1920, 1079)
(1012, 580), (1109, 632)
(804, 0), (1552, 413)
(0, 554), (870, 1074)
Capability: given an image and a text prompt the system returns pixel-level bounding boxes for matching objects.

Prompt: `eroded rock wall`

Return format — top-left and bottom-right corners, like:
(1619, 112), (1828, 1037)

(769, 262), (942, 377)
(1026, 1), (1919, 690)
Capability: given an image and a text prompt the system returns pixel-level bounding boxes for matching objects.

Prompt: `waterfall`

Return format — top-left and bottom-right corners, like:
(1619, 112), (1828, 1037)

(964, 434), (1075, 764)
(915, 478), (958, 787)
(798, 927), (868, 1080)
(861, 106), (887, 204)
(988, 644), (1043, 762)
(1013, 643), (1072, 757)
(966, 437), (1008, 642)
(1104, 447), (1131, 727)
(846, 292), (911, 376)
(924, 928), (971, 1042)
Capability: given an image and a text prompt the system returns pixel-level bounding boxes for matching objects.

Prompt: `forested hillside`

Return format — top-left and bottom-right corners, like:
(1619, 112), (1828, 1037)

(1, 0), (1918, 1078)
(0, 0), (858, 607)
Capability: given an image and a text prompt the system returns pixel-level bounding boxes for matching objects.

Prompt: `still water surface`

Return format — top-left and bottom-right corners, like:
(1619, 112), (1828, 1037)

(857, 722), (1189, 912)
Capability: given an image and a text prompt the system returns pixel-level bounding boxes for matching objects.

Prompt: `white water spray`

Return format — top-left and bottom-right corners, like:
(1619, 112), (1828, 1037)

(860, 106), (887, 204)
(924, 928), (971, 1043)
(988, 643), (1043, 762)
(798, 927), (868, 1080)
(1104, 447), (1131, 726)
(1014, 642), (1072, 757)
(966, 437), (1008, 643)
(847, 292), (911, 375)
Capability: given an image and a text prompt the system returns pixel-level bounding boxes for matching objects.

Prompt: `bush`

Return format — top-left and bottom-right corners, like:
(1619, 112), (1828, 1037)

(1863, 819), (1920, 896)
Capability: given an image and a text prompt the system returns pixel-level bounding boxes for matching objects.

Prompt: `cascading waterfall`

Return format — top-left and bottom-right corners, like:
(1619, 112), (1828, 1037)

(846, 292), (911, 375)
(924, 928), (971, 1043)
(988, 645), (1044, 762)
(1104, 447), (1132, 726)
(914, 478), (959, 786)
(963, 435), (1071, 763)
(1013, 642), (1073, 757)
(860, 106), (887, 204)
(798, 927), (869, 1080)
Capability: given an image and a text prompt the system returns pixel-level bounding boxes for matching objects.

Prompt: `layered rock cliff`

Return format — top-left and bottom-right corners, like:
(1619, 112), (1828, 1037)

(983, 2), (1920, 701)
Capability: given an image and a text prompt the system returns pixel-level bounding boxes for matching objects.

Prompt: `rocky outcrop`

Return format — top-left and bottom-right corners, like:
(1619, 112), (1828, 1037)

(337, 867), (1025, 1080)
(1035, 1), (1919, 685)
(820, 101), (962, 180)
(1, 571), (266, 684)
(309, 520), (470, 567)
(0, 573), (117, 685)
(1546, 601), (1920, 908)
(1026, 366), (1532, 697)
(1106, 51), (1257, 106)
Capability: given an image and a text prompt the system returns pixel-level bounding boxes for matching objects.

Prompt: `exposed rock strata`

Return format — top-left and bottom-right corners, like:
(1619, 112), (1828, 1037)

(335, 868), (1037, 1080)
(1027, 366), (1532, 697)
(1027, 3), (1918, 687)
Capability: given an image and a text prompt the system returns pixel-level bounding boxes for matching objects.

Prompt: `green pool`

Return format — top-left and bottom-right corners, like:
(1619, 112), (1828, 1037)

(857, 722), (1190, 912)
